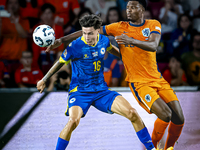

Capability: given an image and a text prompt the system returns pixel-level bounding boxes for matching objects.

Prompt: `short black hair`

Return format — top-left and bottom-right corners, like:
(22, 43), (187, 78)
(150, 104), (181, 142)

(41, 3), (56, 14)
(79, 14), (103, 30)
(130, 0), (147, 10)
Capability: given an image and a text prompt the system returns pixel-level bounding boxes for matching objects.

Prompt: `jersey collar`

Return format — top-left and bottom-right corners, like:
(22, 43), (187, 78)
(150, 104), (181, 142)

(81, 34), (100, 47)
(129, 20), (146, 27)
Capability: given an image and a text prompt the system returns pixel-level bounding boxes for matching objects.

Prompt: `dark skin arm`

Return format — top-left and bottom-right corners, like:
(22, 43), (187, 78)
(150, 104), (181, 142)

(36, 60), (64, 93)
(108, 44), (120, 58)
(115, 33), (161, 52)
(46, 27), (106, 52)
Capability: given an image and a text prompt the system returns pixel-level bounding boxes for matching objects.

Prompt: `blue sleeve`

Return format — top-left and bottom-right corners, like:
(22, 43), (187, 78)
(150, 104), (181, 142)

(60, 44), (74, 62)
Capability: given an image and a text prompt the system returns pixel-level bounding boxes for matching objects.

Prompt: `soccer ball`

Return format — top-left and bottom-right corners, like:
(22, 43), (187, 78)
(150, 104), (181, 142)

(33, 25), (55, 47)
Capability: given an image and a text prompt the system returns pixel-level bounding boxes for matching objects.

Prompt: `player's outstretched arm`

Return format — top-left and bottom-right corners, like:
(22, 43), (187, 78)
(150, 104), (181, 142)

(45, 30), (82, 52)
(108, 44), (121, 58)
(115, 33), (161, 52)
(36, 60), (64, 93)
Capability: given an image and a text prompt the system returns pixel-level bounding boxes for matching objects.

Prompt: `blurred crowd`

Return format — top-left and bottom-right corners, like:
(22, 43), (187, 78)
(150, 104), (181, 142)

(0, 0), (200, 91)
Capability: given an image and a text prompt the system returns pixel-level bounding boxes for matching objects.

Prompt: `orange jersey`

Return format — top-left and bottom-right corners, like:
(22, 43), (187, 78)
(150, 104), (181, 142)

(103, 20), (162, 83)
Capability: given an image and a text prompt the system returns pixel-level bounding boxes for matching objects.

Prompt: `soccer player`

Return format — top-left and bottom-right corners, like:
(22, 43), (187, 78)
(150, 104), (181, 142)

(37, 14), (163, 150)
(45, 1), (184, 149)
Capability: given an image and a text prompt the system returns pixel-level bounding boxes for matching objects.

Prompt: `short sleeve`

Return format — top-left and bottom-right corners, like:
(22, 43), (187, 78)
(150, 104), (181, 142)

(105, 37), (112, 51)
(59, 43), (74, 64)
(103, 22), (120, 36)
(150, 20), (162, 35)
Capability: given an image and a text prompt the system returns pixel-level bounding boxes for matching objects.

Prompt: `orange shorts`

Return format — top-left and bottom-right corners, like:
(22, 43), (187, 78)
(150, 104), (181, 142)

(129, 79), (179, 114)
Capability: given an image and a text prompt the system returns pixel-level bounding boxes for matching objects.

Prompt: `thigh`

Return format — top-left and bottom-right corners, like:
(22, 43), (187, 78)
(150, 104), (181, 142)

(158, 81), (179, 103)
(65, 92), (93, 117)
(110, 95), (133, 116)
(129, 82), (160, 114)
(93, 90), (120, 114)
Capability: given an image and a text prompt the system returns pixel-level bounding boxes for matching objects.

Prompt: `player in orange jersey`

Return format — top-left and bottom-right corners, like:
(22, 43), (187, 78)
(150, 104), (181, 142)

(45, 1), (184, 149)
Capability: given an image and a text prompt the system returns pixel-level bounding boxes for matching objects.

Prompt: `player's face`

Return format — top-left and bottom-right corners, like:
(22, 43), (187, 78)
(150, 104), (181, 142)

(82, 27), (99, 46)
(126, 1), (143, 22)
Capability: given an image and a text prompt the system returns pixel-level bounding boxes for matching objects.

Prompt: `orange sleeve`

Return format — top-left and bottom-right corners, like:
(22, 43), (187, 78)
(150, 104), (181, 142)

(150, 20), (161, 35)
(103, 22), (120, 36)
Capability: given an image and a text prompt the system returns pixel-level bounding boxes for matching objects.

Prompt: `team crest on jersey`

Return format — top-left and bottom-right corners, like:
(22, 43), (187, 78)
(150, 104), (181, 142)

(69, 98), (76, 103)
(142, 28), (150, 37)
(100, 48), (105, 55)
(92, 51), (98, 57)
(63, 49), (67, 57)
(145, 94), (151, 102)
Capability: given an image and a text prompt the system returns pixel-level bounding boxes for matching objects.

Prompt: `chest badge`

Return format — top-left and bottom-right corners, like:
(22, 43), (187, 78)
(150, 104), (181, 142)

(142, 28), (150, 37)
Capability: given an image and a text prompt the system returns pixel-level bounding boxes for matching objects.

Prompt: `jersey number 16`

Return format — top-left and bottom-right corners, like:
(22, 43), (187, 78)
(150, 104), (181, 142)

(93, 60), (101, 72)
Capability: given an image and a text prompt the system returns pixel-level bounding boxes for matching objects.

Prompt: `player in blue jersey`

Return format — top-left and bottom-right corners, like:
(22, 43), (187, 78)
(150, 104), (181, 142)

(37, 14), (161, 150)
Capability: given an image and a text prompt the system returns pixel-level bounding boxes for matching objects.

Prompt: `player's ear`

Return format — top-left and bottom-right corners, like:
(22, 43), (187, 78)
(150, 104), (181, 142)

(97, 29), (100, 33)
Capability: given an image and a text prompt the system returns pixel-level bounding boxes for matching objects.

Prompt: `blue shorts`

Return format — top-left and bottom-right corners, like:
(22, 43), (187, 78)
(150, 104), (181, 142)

(65, 89), (120, 117)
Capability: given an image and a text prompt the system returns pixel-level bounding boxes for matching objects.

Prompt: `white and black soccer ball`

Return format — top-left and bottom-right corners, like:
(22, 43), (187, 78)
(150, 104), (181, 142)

(33, 25), (55, 47)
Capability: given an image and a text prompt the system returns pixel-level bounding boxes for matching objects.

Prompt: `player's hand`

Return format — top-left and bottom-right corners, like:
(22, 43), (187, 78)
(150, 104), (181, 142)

(115, 34), (133, 45)
(45, 39), (62, 52)
(36, 79), (46, 93)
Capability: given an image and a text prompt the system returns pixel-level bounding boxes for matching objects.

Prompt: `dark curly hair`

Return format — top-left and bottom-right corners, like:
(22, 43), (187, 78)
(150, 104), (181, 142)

(79, 14), (103, 30)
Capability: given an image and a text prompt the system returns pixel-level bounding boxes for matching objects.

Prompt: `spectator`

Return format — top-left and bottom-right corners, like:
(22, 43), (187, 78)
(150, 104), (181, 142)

(147, 0), (165, 20)
(19, 0), (44, 29)
(32, 3), (64, 74)
(0, 61), (10, 88)
(104, 51), (122, 87)
(181, 32), (200, 86)
(0, 0), (30, 61)
(15, 51), (43, 88)
(163, 57), (187, 86)
(44, 0), (80, 35)
(116, 0), (128, 20)
(85, 0), (116, 23)
(74, 7), (92, 31)
(144, 9), (153, 20)
(47, 70), (70, 91)
(0, 0), (6, 9)
(170, 13), (196, 59)
(159, 0), (183, 34)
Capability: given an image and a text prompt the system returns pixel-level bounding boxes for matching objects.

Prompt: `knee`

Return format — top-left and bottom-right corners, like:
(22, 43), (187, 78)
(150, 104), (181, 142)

(68, 117), (80, 130)
(159, 108), (172, 122)
(126, 108), (139, 122)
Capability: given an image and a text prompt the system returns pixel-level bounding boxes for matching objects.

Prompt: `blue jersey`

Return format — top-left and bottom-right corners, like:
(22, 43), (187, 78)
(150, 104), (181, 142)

(59, 34), (113, 92)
